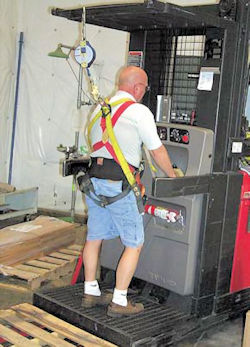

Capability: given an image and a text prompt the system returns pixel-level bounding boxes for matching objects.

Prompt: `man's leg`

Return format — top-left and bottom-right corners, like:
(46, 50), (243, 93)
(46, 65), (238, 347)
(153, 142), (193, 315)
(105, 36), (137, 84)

(82, 239), (102, 296)
(82, 239), (112, 307)
(111, 244), (143, 308)
(108, 244), (144, 316)
(116, 245), (143, 290)
(83, 239), (102, 281)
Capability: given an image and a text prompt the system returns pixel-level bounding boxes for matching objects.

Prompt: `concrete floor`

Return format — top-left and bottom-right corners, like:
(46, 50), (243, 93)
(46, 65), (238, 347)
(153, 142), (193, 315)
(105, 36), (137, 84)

(177, 317), (243, 346)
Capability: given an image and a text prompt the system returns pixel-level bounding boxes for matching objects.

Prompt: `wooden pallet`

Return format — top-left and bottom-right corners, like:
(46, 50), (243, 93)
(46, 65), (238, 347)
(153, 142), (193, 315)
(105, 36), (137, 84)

(0, 303), (116, 347)
(0, 244), (82, 290)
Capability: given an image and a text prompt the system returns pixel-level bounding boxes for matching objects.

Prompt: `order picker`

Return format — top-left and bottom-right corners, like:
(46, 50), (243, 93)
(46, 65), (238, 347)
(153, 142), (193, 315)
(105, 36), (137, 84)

(34, 1), (250, 345)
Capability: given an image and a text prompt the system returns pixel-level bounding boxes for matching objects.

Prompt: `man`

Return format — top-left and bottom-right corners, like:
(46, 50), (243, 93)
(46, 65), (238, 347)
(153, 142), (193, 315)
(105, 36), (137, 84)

(82, 66), (176, 317)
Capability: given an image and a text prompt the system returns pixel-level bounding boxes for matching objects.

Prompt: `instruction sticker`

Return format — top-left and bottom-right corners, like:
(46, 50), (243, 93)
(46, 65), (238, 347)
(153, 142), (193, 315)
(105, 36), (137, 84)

(197, 71), (214, 91)
(128, 51), (143, 68)
(232, 141), (243, 153)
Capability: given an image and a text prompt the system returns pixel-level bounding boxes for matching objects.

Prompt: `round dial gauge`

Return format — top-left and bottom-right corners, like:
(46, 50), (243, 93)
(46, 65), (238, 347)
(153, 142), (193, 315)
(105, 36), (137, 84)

(74, 41), (96, 67)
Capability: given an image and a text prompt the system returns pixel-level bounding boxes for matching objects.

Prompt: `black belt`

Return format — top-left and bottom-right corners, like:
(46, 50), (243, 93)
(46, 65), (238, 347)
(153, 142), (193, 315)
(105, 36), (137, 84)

(77, 158), (145, 212)
(89, 157), (136, 181)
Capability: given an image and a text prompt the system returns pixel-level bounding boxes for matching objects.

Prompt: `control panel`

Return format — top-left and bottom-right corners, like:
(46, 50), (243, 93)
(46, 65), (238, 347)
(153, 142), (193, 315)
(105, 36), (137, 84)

(170, 110), (196, 125)
(157, 126), (190, 145)
(157, 126), (168, 141)
(170, 128), (189, 144)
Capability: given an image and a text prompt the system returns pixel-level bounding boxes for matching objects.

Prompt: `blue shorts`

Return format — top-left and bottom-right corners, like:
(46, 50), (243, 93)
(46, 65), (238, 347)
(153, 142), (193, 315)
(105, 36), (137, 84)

(86, 178), (144, 248)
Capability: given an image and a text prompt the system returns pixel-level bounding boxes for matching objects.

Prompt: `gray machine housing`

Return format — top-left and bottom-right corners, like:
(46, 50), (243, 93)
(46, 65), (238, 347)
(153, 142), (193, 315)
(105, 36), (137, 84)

(0, 187), (38, 222)
(101, 123), (214, 295)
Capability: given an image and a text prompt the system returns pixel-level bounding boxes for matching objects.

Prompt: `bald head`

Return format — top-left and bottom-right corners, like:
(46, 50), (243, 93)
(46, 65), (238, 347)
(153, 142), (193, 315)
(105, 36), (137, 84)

(118, 66), (148, 102)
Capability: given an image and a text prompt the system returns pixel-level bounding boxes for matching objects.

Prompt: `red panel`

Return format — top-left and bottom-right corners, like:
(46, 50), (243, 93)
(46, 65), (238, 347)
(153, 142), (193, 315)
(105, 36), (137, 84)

(230, 171), (250, 293)
(71, 255), (83, 285)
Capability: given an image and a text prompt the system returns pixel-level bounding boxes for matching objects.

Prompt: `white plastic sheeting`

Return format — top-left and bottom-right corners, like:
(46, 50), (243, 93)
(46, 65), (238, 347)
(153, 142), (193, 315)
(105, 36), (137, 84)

(0, 0), (128, 214)
(0, 0), (18, 183)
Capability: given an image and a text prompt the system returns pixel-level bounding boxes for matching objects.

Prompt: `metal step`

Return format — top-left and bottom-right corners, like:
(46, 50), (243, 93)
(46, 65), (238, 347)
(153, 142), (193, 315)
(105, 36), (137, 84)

(33, 283), (189, 346)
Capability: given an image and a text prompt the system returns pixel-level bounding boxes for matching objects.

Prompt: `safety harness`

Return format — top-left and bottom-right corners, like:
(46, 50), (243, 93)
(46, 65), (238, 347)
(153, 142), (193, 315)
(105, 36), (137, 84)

(77, 98), (145, 213)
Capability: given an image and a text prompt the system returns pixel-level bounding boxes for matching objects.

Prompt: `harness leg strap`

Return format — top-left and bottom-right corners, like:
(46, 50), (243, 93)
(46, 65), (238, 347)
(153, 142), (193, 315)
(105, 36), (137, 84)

(76, 171), (132, 208)
(132, 184), (145, 214)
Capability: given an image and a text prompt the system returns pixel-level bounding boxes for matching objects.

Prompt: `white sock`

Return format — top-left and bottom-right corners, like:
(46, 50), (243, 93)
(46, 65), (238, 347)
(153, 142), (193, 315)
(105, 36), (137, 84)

(84, 280), (101, 296)
(112, 288), (128, 307)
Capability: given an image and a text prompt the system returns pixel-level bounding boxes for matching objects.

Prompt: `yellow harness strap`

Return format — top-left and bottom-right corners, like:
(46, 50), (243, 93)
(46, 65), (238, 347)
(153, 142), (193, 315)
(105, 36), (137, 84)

(87, 98), (132, 151)
(87, 98), (136, 187)
(105, 105), (136, 187)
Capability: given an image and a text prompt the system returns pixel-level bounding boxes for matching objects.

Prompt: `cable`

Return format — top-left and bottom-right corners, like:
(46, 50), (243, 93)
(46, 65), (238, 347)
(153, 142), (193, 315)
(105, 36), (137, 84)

(66, 58), (94, 105)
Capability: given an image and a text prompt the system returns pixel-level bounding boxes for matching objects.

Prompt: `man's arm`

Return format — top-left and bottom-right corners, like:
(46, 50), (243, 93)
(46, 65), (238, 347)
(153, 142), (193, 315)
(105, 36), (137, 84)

(149, 145), (176, 178)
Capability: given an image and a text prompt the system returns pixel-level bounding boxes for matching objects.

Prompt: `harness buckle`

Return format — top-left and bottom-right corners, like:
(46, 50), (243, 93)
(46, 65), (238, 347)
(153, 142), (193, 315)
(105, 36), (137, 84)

(99, 195), (109, 207)
(132, 183), (145, 214)
(76, 171), (91, 192)
(101, 103), (111, 118)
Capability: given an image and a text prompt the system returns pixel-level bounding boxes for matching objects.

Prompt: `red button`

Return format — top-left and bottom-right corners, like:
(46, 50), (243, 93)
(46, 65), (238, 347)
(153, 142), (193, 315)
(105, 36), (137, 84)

(182, 135), (189, 143)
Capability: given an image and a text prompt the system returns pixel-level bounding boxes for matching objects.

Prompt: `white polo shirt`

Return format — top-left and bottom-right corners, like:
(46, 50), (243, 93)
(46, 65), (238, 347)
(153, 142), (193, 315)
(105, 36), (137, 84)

(89, 90), (162, 168)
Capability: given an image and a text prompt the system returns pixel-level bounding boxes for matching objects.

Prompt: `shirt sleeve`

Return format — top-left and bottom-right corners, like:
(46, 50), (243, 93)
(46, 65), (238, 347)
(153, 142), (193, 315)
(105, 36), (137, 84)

(134, 104), (162, 150)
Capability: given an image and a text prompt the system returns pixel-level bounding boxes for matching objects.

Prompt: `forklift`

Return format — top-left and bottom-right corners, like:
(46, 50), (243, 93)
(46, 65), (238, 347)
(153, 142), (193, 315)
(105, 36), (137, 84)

(34, 1), (250, 345)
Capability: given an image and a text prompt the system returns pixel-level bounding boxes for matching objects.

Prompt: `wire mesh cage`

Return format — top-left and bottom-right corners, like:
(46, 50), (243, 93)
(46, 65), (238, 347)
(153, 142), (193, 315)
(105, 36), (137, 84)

(144, 28), (223, 125)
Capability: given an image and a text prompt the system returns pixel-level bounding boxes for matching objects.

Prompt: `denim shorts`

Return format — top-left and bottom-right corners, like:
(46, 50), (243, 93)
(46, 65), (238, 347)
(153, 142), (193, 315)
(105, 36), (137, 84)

(86, 178), (144, 248)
